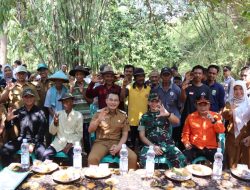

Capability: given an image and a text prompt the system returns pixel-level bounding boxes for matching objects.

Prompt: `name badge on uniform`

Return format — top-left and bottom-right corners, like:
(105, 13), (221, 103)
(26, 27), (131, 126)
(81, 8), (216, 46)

(189, 92), (194, 95)
(212, 90), (216, 96)
(170, 91), (174, 96)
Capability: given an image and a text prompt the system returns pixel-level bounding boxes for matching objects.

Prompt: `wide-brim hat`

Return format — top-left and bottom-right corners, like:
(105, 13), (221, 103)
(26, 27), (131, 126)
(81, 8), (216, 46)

(101, 65), (116, 75)
(37, 63), (48, 71)
(133, 68), (146, 76)
(69, 65), (90, 76)
(58, 93), (75, 101)
(48, 70), (69, 83)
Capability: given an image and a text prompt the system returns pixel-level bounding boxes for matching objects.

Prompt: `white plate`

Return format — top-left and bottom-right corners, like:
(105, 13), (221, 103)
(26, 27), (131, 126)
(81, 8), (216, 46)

(165, 168), (192, 182)
(231, 168), (250, 181)
(84, 167), (111, 179)
(186, 164), (212, 177)
(31, 162), (58, 174)
(52, 169), (81, 184)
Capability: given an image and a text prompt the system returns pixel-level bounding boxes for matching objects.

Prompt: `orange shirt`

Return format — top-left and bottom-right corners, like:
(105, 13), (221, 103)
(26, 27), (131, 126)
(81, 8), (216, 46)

(181, 111), (225, 149)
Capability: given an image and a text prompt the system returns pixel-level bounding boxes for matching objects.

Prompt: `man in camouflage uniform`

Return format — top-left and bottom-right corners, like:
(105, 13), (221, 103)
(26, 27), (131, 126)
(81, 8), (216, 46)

(138, 93), (186, 168)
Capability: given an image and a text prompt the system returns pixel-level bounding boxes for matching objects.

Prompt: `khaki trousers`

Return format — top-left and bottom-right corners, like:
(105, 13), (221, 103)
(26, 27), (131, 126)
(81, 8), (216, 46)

(88, 140), (137, 169)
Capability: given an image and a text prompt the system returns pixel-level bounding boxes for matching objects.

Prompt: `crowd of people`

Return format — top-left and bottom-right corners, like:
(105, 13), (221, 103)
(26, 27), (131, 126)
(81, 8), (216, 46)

(0, 61), (249, 170)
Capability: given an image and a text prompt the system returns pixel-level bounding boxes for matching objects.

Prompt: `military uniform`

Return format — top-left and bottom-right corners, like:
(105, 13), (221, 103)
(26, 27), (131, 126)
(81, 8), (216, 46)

(32, 80), (52, 107)
(88, 109), (137, 169)
(8, 82), (40, 109)
(138, 111), (186, 168)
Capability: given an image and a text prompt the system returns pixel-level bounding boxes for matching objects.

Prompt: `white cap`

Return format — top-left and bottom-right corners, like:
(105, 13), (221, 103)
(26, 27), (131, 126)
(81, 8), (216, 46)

(23, 139), (27, 143)
(122, 144), (126, 148)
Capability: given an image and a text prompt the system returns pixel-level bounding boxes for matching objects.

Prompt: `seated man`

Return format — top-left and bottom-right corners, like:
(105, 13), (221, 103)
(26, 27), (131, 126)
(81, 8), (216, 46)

(88, 92), (137, 169)
(0, 88), (46, 166)
(42, 93), (83, 165)
(181, 94), (225, 163)
(138, 93), (186, 168)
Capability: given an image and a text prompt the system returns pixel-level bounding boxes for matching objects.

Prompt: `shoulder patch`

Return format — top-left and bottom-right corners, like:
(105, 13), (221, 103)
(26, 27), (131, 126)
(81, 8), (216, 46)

(118, 109), (127, 115)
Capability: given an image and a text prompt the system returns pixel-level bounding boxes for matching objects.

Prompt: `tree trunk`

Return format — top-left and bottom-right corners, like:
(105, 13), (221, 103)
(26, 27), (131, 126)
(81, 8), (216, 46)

(0, 33), (7, 66)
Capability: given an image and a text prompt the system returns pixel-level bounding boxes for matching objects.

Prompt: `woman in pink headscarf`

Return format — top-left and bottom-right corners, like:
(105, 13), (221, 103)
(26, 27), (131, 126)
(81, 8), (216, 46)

(223, 80), (250, 168)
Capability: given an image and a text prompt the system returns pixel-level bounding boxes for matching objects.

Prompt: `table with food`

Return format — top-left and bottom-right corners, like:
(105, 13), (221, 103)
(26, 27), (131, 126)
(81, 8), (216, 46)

(1, 161), (250, 190)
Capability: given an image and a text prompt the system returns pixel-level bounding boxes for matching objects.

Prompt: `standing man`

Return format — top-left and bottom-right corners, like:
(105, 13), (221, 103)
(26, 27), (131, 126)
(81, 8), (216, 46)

(42, 93), (83, 164)
(44, 70), (69, 124)
(35, 63), (52, 147)
(86, 65), (122, 109)
(88, 92), (137, 169)
(240, 66), (250, 96)
(0, 88), (46, 166)
(121, 68), (151, 150)
(205, 65), (225, 112)
(148, 70), (160, 89)
(180, 65), (211, 149)
(152, 67), (182, 145)
(222, 65), (234, 102)
(69, 65), (92, 154)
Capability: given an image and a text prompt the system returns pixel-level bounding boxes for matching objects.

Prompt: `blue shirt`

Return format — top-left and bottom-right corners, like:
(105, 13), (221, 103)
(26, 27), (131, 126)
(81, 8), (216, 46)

(205, 81), (225, 112)
(152, 82), (182, 127)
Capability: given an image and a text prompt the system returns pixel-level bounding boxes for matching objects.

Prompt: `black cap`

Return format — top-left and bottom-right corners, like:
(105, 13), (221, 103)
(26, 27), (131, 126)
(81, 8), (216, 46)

(223, 66), (231, 71)
(133, 68), (145, 76)
(58, 93), (75, 101)
(161, 67), (172, 75)
(196, 93), (210, 104)
(22, 88), (35, 97)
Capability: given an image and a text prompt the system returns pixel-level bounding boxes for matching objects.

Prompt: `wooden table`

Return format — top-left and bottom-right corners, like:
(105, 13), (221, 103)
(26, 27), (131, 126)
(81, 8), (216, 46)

(17, 168), (250, 190)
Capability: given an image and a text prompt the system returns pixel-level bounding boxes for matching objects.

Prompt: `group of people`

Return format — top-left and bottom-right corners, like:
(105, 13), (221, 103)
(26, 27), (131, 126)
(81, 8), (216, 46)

(0, 61), (249, 170)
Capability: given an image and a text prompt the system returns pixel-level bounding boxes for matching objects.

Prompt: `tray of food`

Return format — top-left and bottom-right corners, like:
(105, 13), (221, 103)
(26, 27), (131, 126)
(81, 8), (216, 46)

(186, 164), (212, 177)
(165, 167), (192, 182)
(31, 160), (59, 174)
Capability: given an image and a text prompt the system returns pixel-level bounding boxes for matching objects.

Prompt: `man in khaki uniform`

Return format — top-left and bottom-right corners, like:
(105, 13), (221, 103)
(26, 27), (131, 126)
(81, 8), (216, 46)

(88, 92), (137, 169)
(0, 65), (40, 140)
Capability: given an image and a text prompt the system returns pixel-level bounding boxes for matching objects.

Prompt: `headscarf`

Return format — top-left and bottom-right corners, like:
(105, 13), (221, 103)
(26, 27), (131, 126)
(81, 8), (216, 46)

(228, 80), (250, 137)
(2, 64), (13, 82)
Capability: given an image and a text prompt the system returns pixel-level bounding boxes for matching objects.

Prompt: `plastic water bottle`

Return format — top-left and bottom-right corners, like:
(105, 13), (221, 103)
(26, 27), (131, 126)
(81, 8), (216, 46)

(119, 144), (128, 175)
(73, 141), (82, 169)
(21, 139), (30, 169)
(146, 145), (155, 177)
(212, 148), (223, 180)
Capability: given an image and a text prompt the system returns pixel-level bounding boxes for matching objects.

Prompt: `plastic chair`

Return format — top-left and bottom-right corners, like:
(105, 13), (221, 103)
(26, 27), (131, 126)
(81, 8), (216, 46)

(192, 133), (225, 164)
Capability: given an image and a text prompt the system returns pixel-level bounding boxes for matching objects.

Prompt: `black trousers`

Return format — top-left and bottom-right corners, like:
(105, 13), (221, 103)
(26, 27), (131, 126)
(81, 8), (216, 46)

(83, 122), (90, 154)
(183, 146), (217, 163)
(42, 146), (74, 165)
(0, 140), (45, 166)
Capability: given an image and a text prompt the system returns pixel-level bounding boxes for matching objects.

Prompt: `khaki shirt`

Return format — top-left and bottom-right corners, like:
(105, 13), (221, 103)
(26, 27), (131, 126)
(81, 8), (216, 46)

(32, 80), (52, 106)
(8, 82), (40, 109)
(92, 109), (129, 141)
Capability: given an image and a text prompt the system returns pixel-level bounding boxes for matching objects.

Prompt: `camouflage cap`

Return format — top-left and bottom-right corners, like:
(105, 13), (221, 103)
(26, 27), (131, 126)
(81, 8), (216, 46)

(148, 93), (159, 101)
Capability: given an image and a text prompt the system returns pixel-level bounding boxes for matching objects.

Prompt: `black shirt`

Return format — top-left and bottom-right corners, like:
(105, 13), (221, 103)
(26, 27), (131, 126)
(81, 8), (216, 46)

(6, 105), (47, 144)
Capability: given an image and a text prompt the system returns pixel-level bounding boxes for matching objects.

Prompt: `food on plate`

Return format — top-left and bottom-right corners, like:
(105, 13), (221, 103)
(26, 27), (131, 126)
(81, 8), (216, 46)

(186, 164), (212, 176)
(192, 165), (202, 172)
(53, 169), (80, 183)
(231, 167), (250, 180)
(86, 182), (96, 189)
(8, 163), (23, 172)
(105, 178), (119, 186)
(21, 182), (40, 190)
(32, 160), (58, 173)
(182, 180), (196, 188)
(154, 170), (161, 177)
(172, 167), (190, 177)
(85, 167), (111, 178)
